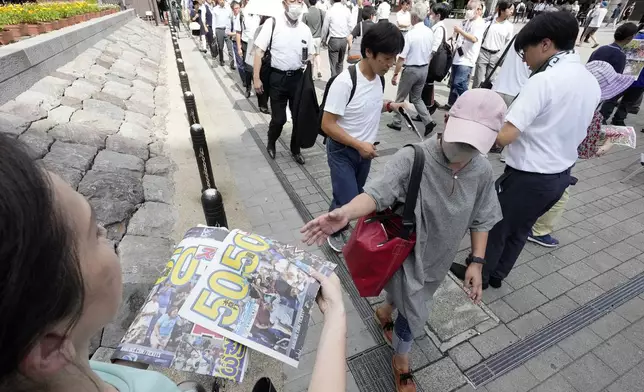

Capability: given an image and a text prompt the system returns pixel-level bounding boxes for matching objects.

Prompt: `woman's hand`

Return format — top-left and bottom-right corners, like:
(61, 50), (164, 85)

(311, 271), (345, 318)
(301, 209), (350, 246)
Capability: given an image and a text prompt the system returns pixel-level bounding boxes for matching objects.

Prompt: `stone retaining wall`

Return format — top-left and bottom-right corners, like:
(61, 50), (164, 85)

(0, 9), (136, 106)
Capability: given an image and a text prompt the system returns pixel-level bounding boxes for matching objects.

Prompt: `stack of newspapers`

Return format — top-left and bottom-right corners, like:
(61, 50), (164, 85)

(112, 226), (336, 382)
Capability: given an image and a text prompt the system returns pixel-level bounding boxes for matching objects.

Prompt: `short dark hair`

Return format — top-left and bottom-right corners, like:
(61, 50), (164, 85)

(615, 22), (639, 41)
(309, 0), (317, 4)
(431, 2), (450, 20)
(361, 20), (405, 58)
(514, 11), (578, 52)
(497, 0), (512, 14)
(362, 5), (376, 20)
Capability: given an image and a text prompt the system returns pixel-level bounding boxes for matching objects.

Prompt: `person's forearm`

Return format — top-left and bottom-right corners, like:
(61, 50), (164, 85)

(347, 34), (353, 48)
(253, 49), (264, 80)
(339, 193), (377, 220)
(393, 57), (404, 79)
(470, 231), (488, 259)
(460, 30), (477, 42)
(497, 121), (520, 146)
(236, 32), (242, 48)
(322, 119), (362, 149)
(308, 310), (346, 392)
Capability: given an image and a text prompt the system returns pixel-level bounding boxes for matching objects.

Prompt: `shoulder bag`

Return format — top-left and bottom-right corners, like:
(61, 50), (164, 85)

(343, 144), (425, 297)
(347, 22), (363, 64)
(259, 17), (277, 87)
(479, 35), (516, 89)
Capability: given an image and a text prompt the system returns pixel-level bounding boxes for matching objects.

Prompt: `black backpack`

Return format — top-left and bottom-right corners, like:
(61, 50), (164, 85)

(427, 26), (453, 83)
(318, 65), (385, 141)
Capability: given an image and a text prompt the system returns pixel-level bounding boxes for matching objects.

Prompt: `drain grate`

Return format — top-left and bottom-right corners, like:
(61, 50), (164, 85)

(348, 344), (425, 392)
(465, 273), (644, 387)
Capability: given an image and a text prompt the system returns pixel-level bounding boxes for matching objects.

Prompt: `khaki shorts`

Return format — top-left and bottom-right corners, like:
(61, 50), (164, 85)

(313, 37), (322, 55)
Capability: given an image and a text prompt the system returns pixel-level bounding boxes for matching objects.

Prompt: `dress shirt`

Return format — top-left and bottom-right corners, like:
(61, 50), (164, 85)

(200, 3), (214, 26)
(212, 4), (231, 28)
(399, 22), (434, 65)
(236, 10), (260, 43)
(323, 2), (353, 38)
(431, 20), (445, 53)
(254, 13), (314, 71)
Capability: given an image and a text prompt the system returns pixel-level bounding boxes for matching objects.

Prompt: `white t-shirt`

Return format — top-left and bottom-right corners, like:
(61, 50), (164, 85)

(431, 20), (445, 53)
(589, 8), (608, 27)
(452, 18), (487, 68)
(505, 55), (601, 174)
(254, 13), (314, 71)
(399, 22), (434, 66)
(493, 45), (530, 97)
(396, 10), (412, 31)
(324, 2), (353, 38)
(481, 19), (514, 52)
(377, 2), (391, 20)
(324, 67), (384, 143)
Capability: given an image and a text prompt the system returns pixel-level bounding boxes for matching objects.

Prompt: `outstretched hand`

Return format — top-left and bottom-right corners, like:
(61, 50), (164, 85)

(463, 264), (483, 304)
(300, 209), (350, 246)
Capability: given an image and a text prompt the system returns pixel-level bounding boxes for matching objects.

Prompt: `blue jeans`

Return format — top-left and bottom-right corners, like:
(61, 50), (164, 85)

(448, 64), (473, 105)
(327, 139), (372, 213)
(393, 313), (413, 355)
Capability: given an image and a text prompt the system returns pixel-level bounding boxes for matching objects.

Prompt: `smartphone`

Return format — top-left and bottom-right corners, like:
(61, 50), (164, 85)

(373, 141), (380, 146)
(457, 47), (464, 57)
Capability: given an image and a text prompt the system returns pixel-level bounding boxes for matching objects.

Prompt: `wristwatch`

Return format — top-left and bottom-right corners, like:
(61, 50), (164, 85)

(466, 254), (486, 266)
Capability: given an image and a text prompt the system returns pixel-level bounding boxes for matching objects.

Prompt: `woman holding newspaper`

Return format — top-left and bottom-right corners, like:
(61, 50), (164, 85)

(0, 132), (347, 392)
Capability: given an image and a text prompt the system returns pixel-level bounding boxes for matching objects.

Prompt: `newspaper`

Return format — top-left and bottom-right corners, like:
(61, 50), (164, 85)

(179, 229), (336, 368)
(623, 39), (644, 80)
(112, 227), (249, 382)
(602, 125), (637, 149)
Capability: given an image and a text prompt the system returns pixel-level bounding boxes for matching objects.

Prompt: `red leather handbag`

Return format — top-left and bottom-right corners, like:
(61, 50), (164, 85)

(343, 144), (425, 297)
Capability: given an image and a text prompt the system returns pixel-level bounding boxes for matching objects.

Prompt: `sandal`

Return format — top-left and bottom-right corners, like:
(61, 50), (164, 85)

(375, 309), (394, 346)
(392, 358), (417, 392)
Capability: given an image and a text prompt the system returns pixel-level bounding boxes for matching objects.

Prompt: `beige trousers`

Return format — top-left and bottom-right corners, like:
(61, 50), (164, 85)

(532, 188), (570, 237)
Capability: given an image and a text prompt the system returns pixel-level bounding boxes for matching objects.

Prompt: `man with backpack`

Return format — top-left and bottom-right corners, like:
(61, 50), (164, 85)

(320, 22), (405, 252)
(302, 0), (325, 79)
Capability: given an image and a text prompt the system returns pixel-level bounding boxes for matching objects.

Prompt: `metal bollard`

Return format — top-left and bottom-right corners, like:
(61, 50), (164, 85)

(179, 71), (191, 93)
(175, 47), (182, 59)
(190, 124), (216, 191)
(176, 58), (185, 73)
(201, 188), (228, 228)
(184, 91), (199, 125)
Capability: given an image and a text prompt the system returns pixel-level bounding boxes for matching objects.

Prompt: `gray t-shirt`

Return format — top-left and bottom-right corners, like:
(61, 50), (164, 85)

(303, 7), (324, 38)
(364, 138), (502, 338)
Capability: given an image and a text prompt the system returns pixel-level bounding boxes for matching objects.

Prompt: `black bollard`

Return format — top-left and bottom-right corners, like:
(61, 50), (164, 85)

(175, 47), (182, 59)
(201, 188), (228, 228)
(176, 58), (185, 73)
(179, 71), (191, 93)
(190, 124), (216, 191)
(184, 91), (199, 125)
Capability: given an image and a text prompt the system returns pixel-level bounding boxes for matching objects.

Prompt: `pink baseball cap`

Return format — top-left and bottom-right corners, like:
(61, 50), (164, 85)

(443, 89), (507, 153)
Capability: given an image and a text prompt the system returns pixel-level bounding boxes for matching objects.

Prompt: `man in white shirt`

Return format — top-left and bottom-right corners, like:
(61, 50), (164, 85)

(212, 0), (234, 68)
(228, 2), (245, 78)
(418, 2), (450, 115)
(387, 2), (436, 136)
(376, 0), (391, 21)
(253, 0), (314, 165)
(200, 0), (217, 58)
(322, 0), (353, 76)
(578, 1), (607, 48)
(474, 12), (600, 290)
(396, 0), (412, 33)
(441, 0), (486, 110)
(321, 22), (405, 251)
(234, 4), (260, 96)
(472, 0), (514, 88)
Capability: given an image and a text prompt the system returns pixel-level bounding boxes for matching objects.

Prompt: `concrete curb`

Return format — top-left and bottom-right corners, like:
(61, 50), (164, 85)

(0, 9), (136, 105)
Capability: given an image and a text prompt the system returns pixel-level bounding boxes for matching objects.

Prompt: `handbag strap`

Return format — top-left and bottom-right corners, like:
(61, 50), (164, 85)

(267, 17), (276, 52)
(481, 35), (516, 87)
(400, 144), (425, 239)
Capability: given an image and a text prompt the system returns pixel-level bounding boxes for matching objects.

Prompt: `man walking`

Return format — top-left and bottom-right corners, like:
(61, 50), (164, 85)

(253, 0), (314, 165)
(303, 0), (326, 79)
(229, 1), (246, 80)
(213, 0), (234, 68)
(200, 0), (217, 58)
(322, 0), (353, 77)
(386, 2), (437, 136)
(440, 0), (486, 110)
(578, 1), (608, 48)
(471, 0), (514, 88)
(321, 22), (405, 251)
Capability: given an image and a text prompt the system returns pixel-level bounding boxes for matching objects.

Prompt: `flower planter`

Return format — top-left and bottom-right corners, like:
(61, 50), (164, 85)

(52, 20), (61, 30)
(42, 22), (53, 32)
(1, 28), (20, 45)
(37, 23), (46, 34)
(21, 24), (40, 37)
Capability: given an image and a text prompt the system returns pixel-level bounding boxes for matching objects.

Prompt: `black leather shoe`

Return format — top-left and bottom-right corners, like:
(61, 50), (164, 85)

(489, 276), (503, 288)
(424, 121), (437, 137)
(230, 63), (236, 70)
(387, 122), (402, 131)
(412, 114), (422, 122)
(219, 61), (225, 67)
(259, 106), (270, 114)
(450, 263), (466, 280)
(266, 144), (276, 159)
(245, 88), (251, 98)
(429, 102), (438, 115)
(252, 377), (277, 392)
(293, 153), (305, 165)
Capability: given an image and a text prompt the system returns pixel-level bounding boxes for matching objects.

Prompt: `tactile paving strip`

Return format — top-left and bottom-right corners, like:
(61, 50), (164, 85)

(348, 344), (425, 392)
(465, 273), (644, 387)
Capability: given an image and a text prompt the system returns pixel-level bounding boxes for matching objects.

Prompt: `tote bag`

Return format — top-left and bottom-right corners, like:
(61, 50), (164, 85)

(343, 144), (425, 297)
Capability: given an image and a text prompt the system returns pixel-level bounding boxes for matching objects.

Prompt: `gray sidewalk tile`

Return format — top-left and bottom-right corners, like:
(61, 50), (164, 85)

(488, 299), (519, 323)
(583, 251), (622, 274)
(470, 324), (519, 358)
(589, 312), (631, 340)
(483, 365), (539, 392)
(615, 257), (644, 278)
(455, 384), (488, 392)
(591, 269), (629, 291)
(346, 370), (359, 392)
(532, 273), (575, 300)
(558, 327), (603, 359)
(607, 361), (644, 392)
(625, 232), (644, 252)
(615, 297), (644, 322)
(529, 374), (576, 392)
(559, 261), (600, 285)
(282, 351), (316, 383)
(538, 295), (579, 321)
(560, 353), (618, 392)
(283, 373), (311, 392)
(482, 282), (515, 304)
(525, 346), (573, 381)
(593, 334), (644, 375)
(574, 235), (611, 254)
(613, 218), (644, 236)
(567, 281), (605, 305)
(503, 285), (549, 315)
(605, 242), (643, 262)
(504, 264), (543, 289)
(527, 254), (567, 276)
(414, 357), (467, 392)
(551, 243), (590, 265)
(507, 310), (551, 339)
(448, 342), (483, 371)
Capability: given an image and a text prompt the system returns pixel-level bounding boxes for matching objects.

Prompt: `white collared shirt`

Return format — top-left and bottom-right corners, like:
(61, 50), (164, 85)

(396, 10), (411, 31)
(377, 1), (391, 20)
(452, 18), (487, 68)
(431, 20), (445, 53)
(235, 10), (260, 43)
(323, 2), (353, 38)
(505, 54), (601, 174)
(212, 4), (231, 28)
(254, 13), (314, 71)
(481, 19), (513, 52)
(399, 22), (434, 66)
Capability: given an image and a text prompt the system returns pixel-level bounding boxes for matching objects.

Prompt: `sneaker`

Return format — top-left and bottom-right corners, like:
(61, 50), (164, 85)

(527, 233), (560, 248)
(327, 231), (348, 252)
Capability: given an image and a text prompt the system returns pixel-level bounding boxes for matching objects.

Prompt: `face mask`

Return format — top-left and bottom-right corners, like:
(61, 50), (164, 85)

(442, 141), (478, 163)
(465, 9), (476, 19)
(287, 4), (304, 19)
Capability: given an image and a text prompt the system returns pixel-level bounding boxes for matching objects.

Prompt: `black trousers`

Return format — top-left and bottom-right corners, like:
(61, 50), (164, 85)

(483, 166), (571, 284)
(205, 25), (216, 58)
(267, 70), (302, 155)
(241, 41), (269, 110)
(600, 86), (644, 124)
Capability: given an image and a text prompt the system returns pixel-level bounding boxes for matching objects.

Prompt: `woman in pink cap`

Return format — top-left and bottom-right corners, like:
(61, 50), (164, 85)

(301, 89), (505, 392)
